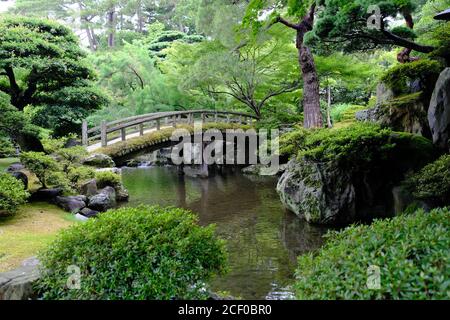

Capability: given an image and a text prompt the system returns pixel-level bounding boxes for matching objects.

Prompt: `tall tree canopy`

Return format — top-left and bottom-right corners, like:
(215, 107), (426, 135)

(0, 16), (108, 138)
(307, 0), (437, 63)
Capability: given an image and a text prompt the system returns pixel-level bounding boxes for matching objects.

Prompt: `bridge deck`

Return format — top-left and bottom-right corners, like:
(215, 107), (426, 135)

(83, 110), (258, 152)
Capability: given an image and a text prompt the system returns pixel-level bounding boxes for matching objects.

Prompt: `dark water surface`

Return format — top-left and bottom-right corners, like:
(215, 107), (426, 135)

(121, 166), (327, 300)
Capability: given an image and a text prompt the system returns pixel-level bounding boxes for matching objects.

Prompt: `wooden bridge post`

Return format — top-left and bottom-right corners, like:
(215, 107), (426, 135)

(101, 120), (107, 147)
(82, 120), (88, 146)
(121, 128), (126, 141)
(156, 119), (160, 130)
(172, 116), (177, 127)
(238, 115), (242, 124)
(201, 113), (205, 124)
(214, 112), (218, 122)
(139, 123), (144, 136)
(227, 114), (231, 123)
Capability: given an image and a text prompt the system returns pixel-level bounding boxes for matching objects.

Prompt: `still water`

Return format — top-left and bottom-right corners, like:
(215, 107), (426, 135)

(121, 166), (327, 300)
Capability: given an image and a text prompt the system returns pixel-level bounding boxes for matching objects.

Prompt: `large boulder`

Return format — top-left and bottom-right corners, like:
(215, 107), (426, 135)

(356, 93), (431, 137)
(277, 160), (356, 225)
(428, 68), (450, 149)
(115, 185), (129, 202)
(82, 153), (115, 168)
(276, 126), (436, 225)
(55, 195), (87, 213)
(5, 163), (24, 173)
(88, 186), (116, 212)
(30, 188), (63, 202)
(80, 179), (98, 197)
(0, 258), (40, 300)
(79, 207), (100, 218)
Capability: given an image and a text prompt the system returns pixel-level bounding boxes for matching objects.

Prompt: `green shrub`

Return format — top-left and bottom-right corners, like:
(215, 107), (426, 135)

(57, 146), (88, 164)
(295, 208), (450, 300)
(95, 171), (121, 189)
(278, 126), (313, 158)
(0, 173), (29, 214)
(36, 205), (228, 300)
(256, 111), (303, 130)
(406, 154), (450, 205)
(0, 136), (16, 158)
(67, 166), (95, 188)
(380, 59), (442, 94)
(20, 152), (61, 189)
(41, 134), (77, 155)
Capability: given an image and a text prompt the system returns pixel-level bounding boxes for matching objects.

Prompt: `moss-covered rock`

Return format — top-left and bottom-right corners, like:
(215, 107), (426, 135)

(276, 123), (437, 225)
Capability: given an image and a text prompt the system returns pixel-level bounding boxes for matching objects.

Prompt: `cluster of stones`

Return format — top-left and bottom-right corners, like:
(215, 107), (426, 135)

(5, 153), (129, 220)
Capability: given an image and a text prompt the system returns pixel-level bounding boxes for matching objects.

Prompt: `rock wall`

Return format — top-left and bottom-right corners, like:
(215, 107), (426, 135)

(428, 68), (450, 150)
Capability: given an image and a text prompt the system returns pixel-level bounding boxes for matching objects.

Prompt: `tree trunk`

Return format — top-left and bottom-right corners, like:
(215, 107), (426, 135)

(295, 6), (323, 129)
(107, 9), (116, 48)
(327, 85), (332, 128)
(397, 12), (418, 63)
(298, 43), (322, 128)
(137, 0), (144, 33)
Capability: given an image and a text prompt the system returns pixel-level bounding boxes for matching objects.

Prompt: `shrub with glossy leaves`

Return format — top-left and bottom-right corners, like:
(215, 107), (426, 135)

(295, 208), (450, 300)
(0, 173), (29, 214)
(36, 206), (228, 300)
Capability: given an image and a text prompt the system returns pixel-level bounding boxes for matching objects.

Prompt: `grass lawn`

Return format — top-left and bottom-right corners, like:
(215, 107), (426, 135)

(0, 202), (78, 272)
(0, 157), (19, 172)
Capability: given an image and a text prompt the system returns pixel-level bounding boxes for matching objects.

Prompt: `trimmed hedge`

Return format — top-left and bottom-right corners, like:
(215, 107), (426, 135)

(295, 208), (450, 300)
(36, 205), (228, 300)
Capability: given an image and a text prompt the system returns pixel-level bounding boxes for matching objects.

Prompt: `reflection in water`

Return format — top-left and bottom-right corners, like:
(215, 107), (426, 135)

(121, 167), (328, 300)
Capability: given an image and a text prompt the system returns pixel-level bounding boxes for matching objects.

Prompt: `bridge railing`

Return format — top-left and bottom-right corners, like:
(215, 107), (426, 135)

(82, 110), (258, 147)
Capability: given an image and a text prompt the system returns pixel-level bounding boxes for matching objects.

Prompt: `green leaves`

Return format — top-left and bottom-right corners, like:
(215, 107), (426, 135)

(0, 16), (107, 137)
(0, 173), (30, 215)
(406, 154), (450, 205)
(36, 205), (228, 300)
(295, 208), (450, 300)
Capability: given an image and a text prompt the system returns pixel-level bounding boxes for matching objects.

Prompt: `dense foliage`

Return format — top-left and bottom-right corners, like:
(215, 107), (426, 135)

(406, 154), (450, 205)
(36, 205), (228, 300)
(95, 171), (122, 189)
(20, 152), (62, 189)
(295, 208), (450, 300)
(0, 173), (29, 215)
(0, 16), (108, 137)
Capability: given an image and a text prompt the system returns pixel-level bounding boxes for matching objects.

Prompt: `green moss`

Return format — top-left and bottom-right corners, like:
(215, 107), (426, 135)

(295, 207), (450, 300)
(383, 92), (423, 108)
(331, 104), (366, 123)
(380, 60), (442, 95)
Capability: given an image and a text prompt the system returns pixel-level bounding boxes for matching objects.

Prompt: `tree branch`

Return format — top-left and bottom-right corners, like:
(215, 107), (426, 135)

(275, 16), (300, 30)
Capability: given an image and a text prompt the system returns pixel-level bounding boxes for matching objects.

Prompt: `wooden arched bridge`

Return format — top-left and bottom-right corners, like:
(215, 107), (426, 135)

(82, 110), (258, 152)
